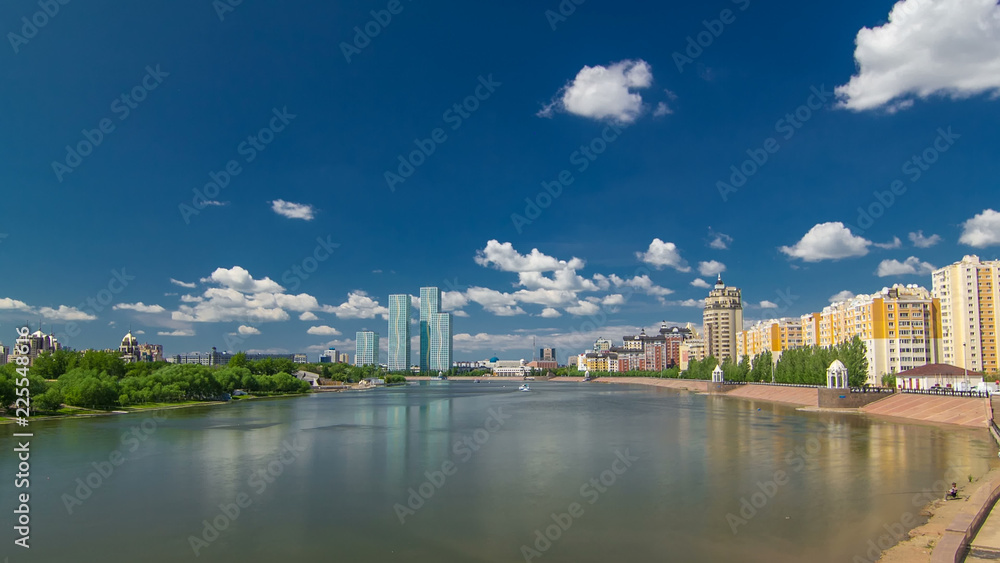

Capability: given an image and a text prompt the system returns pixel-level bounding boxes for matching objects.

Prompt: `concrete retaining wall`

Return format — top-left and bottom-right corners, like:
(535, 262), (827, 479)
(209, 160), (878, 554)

(816, 388), (894, 409)
(707, 382), (746, 394)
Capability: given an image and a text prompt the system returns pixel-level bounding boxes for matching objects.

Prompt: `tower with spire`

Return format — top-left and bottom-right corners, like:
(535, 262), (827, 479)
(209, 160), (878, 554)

(703, 274), (743, 363)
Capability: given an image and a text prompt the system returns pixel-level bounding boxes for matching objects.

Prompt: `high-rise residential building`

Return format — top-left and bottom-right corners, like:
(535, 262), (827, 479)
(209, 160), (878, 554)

(703, 275), (744, 363)
(388, 294), (411, 372)
(540, 347), (557, 362)
(419, 287), (441, 372)
(430, 312), (452, 371)
(736, 318), (803, 361)
(355, 331), (379, 367)
(933, 255), (999, 374)
(800, 312), (821, 347)
(817, 284), (942, 384)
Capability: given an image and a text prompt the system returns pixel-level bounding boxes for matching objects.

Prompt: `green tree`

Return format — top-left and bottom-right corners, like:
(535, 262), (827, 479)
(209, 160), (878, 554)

(0, 366), (16, 413)
(57, 368), (121, 409)
(229, 352), (249, 369)
(79, 350), (127, 379)
(839, 336), (870, 387)
(881, 373), (897, 389)
(31, 349), (80, 379)
(749, 351), (773, 383)
(36, 387), (64, 412)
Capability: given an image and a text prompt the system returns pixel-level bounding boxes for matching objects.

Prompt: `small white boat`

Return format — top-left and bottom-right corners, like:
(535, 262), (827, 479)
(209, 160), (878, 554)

(518, 384), (530, 392)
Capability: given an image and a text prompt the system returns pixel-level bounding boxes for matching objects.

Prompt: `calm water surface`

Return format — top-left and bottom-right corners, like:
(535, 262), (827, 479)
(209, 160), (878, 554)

(3, 382), (997, 562)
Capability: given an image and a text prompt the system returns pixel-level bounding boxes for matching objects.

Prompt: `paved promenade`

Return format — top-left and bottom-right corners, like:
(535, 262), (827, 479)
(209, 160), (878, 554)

(862, 394), (988, 428)
(723, 384), (819, 406)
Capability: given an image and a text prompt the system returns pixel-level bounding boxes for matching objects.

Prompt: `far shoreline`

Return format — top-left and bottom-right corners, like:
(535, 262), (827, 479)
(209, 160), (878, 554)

(0, 392), (311, 424)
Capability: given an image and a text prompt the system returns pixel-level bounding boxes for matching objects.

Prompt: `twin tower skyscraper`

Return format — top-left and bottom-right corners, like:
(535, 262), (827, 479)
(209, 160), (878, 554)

(387, 287), (453, 372)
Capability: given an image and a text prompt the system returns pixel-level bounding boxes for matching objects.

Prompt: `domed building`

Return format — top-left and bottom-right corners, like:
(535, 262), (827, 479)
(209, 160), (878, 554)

(119, 330), (140, 363)
(116, 330), (163, 363)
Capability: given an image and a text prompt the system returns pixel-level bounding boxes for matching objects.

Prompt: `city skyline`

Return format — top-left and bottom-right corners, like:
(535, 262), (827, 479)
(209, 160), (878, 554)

(1, 0), (999, 361)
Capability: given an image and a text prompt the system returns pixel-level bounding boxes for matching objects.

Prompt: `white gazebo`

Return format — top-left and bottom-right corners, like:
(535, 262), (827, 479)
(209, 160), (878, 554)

(712, 364), (724, 383)
(827, 360), (848, 389)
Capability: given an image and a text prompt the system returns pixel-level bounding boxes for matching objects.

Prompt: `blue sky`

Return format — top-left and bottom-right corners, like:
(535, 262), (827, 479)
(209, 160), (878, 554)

(2, 0), (999, 361)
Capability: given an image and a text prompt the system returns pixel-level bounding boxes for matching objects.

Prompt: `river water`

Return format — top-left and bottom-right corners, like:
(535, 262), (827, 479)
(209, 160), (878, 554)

(3, 381), (996, 562)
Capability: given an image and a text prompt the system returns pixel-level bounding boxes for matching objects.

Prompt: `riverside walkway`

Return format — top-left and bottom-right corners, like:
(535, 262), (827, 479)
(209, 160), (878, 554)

(723, 384), (819, 406)
(955, 396), (1000, 563)
(862, 393), (989, 428)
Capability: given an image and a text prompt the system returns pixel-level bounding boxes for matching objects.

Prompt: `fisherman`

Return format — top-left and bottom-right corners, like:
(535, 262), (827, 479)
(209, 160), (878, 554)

(947, 483), (958, 499)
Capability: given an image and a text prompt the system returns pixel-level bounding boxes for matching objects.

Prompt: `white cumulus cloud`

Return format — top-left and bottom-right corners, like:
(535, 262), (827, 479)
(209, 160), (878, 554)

(636, 239), (690, 272)
(475, 240), (585, 272)
(837, 0), (1000, 111)
(201, 266), (283, 293)
(708, 230), (733, 250)
(873, 236), (902, 250)
(780, 222), (872, 262)
(158, 329), (195, 337)
(237, 325), (261, 335)
(909, 231), (942, 248)
(959, 209), (1000, 248)
(307, 325), (342, 336)
(0, 298), (31, 310)
(539, 59), (654, 123)
(325, 291), (389, 320)
(114, 302), (166, 314)
(39, 306), (96, 321)
(270, 200), (315, 221)
(170, 278), (197, 289)
(698, 260), (726, 277)
(877, 256), (936, 277)
(829, 290), (857, 303)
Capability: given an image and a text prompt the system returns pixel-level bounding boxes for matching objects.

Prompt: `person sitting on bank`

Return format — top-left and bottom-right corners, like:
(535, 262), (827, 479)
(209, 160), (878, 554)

(948, 483), (958, 499)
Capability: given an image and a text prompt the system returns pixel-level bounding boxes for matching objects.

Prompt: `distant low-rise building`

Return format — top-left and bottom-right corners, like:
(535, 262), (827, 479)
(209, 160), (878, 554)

(527, 360), (558, 371)
(483, 357), (533, 376)
(294, 370), (320, 387)
(895, 363), (985, 391)
(583, 351), (618, 372)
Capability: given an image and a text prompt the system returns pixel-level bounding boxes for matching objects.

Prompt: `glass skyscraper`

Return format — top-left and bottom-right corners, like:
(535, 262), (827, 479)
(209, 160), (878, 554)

(430, 312), (452, 372)
(387, 294), (411, 372)
(355, 331), (379, 367)
(419, 287), (441, 372)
